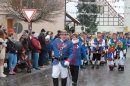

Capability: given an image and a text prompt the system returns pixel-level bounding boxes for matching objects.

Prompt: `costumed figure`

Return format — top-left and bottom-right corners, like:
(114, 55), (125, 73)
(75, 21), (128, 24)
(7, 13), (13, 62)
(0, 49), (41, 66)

(116, 41), (126, 71)
(45, 30), (74, 86)
(91, 32), (105, 69)
(107, 43), (115, 71)
(118, 33), (127, 59)
(100, 34), (107, 65)
(108, 33), (118, 67)
(78, 33), (86, 68)
(70, 32), (87, 86)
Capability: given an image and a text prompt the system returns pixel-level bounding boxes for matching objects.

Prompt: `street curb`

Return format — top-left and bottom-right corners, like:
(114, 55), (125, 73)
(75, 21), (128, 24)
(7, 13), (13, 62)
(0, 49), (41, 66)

(0, 65), (52, 83)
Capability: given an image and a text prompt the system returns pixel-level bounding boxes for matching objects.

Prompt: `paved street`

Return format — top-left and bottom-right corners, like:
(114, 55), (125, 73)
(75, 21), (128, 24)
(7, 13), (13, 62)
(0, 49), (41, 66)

(1, 49), (130, 86)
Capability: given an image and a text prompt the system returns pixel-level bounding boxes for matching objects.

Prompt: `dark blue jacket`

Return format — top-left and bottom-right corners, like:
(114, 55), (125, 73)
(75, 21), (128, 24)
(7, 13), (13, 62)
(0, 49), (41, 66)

(46, 39), (74, 67)
(70, 41), (87, 66)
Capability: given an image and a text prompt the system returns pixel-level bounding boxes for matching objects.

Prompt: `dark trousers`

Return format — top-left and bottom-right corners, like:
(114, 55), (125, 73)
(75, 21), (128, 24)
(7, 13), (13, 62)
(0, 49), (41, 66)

(92, 53), (101, 61)
(48, 50), (52, 59)
(70, 65), (79, 83)
(38, 50), (48, 66)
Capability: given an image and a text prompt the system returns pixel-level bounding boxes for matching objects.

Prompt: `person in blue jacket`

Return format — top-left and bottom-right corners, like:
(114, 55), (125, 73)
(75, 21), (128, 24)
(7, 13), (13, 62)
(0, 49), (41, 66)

(45, 30), (74, 86)
(70, 33), (87, 86)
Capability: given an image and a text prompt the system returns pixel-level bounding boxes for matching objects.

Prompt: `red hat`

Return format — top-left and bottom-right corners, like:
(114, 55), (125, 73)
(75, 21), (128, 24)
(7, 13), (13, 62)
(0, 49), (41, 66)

(8, 29), (14, 33)
(21, 48), (25, 53)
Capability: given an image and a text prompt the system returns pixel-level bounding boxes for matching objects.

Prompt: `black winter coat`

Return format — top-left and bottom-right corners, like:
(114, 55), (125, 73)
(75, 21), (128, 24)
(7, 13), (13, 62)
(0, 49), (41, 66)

(6, 38), (18, 54)
(38, 33), (47, 50)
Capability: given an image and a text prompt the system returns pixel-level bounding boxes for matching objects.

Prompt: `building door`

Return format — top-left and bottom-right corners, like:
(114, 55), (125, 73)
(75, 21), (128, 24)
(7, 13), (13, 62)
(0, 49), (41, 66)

(7, 19), (13, 30)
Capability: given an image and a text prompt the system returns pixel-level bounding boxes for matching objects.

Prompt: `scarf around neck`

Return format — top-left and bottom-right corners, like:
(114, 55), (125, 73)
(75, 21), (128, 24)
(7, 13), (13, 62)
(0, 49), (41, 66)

(72, 39), (79, 44)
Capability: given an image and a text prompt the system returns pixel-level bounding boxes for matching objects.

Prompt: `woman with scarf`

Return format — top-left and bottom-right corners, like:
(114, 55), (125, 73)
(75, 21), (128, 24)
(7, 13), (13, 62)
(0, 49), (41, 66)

(70, 32), (87, 86)
(6, 29), (18, 75)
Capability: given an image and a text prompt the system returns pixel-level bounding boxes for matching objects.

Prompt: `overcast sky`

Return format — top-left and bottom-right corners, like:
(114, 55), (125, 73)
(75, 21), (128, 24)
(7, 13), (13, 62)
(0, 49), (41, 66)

(66, 0), (124, 18)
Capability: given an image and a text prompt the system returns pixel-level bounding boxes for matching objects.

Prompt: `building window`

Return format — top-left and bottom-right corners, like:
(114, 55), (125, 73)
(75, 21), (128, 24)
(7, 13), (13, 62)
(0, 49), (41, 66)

(98, 6), (104, 13)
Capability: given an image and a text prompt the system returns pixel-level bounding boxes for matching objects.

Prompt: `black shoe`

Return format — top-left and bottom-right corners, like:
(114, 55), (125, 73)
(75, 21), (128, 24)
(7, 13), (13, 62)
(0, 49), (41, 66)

(44, 63), (50, 65)
(53, 78), (59, 86)
(61, 78), (67, 86)
(114, 63), (117, 67)
(72, 83), (77, 86)
(118, 65), (121, 71)
(121, 67), (124, 71)
(80, 65), (85, 69)
(35, 68), (40, 70)
(91, 65), (94, 69)
(96, 65), (99, 69)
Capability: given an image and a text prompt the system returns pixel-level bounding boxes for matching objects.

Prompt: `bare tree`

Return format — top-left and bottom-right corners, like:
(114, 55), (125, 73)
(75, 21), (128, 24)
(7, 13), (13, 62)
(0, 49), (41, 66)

(0, 0), (64, 23)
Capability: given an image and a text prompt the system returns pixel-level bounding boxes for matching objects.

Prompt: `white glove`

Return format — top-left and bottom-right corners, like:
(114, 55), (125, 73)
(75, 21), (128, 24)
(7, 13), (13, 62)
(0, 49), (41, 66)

(45, 35), (50, 41)
(64, 61), (69, 66)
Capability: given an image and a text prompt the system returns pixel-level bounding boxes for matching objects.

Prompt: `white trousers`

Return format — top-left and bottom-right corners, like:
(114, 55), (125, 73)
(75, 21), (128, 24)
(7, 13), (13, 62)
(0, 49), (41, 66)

(101, 57), (105, 62)
(52, 62), (68, 78)
(118, 59), (124, 65)
(107, 60), (114, 66)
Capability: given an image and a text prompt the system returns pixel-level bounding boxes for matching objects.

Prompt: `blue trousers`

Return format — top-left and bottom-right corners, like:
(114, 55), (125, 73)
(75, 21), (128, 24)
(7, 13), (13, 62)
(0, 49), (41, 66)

(33, 53), (39, 68)
(8, 53), (17, 70)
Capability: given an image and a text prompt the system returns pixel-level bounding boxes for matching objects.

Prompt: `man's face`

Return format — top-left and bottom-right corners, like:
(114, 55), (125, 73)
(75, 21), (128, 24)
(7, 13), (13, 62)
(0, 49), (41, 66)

(113, 34), (116, 39)
(60, 34), (67, 41)
(97, 33), (101, 38)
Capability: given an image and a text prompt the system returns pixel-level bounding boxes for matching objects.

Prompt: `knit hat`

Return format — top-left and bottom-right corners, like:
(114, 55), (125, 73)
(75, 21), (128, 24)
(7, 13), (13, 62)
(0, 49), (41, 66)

(41, 28), (46, 32)
(8, 29), (14, 33)
(33, 33), (39, 37)
(24, 30), (28, 34)
(32, 31), (35, 34)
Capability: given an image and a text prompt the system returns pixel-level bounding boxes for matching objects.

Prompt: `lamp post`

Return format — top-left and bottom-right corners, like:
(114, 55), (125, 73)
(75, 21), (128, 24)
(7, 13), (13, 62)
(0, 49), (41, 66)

(27, 0), (32, 32)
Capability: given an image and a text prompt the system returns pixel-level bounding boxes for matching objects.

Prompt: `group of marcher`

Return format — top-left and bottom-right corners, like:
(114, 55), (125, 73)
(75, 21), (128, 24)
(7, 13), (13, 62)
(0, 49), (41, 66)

(45, 30), (129, 86)
(0, 27), (52, 77)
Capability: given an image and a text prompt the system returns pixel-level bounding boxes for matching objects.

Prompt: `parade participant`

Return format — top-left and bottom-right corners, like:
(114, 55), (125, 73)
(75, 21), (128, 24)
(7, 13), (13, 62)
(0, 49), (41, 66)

(108, 33), (118, 67)
(116, 41), (126, 71)
(45, 30), (74, 86)
(118, 33), (127, 59)
(0, 30), (7, 77)
(6, 29), (18, 75)
(100, 34), (107, 65)
(78, 32), (86, 68)
(70, 32), (87, 86)
(107, 43), (115, 71)
(91, 32), (105, 69)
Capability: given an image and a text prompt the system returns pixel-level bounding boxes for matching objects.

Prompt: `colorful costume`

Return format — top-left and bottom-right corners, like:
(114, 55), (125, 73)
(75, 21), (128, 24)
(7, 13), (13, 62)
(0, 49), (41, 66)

(107, 43), (115, 70)
(45, 30), (74, 86)
(116, 41), (126, 71)
(70, 38), (87, 86)
(91, 37), (105, 69)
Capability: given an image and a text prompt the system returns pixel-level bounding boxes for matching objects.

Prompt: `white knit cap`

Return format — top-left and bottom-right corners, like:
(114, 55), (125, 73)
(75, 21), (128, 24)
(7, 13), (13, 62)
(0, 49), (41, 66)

(33, 33), (39, 37)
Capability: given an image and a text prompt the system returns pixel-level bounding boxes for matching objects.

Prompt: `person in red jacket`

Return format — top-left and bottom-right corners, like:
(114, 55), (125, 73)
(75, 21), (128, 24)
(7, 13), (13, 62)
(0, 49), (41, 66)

(31, 33), (41, 70)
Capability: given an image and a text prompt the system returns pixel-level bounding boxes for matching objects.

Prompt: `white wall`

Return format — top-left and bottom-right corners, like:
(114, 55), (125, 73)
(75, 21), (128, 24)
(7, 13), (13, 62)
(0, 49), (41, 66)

(124, 0), (130, 31)
(97, 26), (124, 33)
(0, 15), (7, 29)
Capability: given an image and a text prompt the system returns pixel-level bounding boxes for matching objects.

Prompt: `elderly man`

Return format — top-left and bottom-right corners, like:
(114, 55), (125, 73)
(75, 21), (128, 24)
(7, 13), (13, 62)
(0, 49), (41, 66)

(45, 30), (74, 86)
